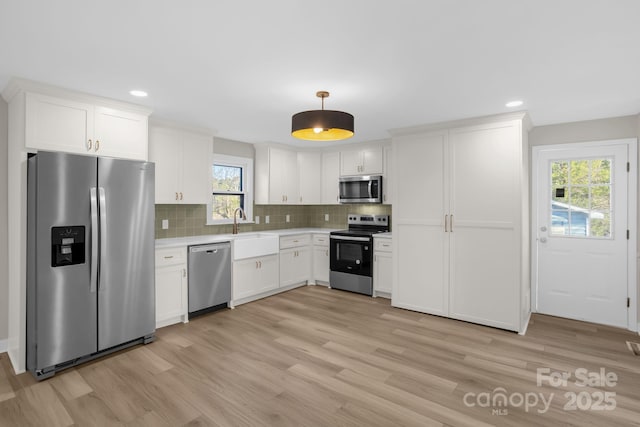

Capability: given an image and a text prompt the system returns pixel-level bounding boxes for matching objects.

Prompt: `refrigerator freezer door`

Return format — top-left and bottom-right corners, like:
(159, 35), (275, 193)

(27, 152), (98, 371)
(97, 157), (155, 350)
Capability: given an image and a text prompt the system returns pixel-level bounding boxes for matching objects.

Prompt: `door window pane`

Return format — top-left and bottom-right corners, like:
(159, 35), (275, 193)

(550, 158), (612, 239)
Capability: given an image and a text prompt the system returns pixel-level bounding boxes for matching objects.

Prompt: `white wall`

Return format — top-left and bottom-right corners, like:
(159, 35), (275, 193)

(0, 98), (8, 347)
(530, 114), (640, 327)
(529, 115), (638, 146)
(213, 137), (255, 158)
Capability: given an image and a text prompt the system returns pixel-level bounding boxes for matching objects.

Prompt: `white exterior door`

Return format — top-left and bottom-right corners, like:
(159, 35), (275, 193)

(533, 141), (637, 329)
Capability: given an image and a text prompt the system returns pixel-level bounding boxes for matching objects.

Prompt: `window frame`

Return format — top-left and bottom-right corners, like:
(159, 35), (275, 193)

(207, 154), (254, 225)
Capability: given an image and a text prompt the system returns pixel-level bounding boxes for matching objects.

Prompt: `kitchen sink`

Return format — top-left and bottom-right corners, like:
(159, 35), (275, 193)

(232, 233), (279, 260)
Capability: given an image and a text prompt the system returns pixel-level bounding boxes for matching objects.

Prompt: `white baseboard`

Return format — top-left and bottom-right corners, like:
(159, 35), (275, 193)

(0, 339), (7, 354)
(519, 312), (532, 336)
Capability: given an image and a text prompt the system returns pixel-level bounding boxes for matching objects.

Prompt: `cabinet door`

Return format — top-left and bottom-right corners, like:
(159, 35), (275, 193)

(93, 106), (148, 160)
(280, 247), (310, 287)
(340, 150), (362, 175)
(447, 123), (520, 330)
(313, 246), (330, 283)
(321, 151), (340, 204)
(155, 264), (187, 324)
(25, 92), (94, 154)
(233, 255), (279, 300)
(269, 147), (298, 204)
(362, 147), (383, 174)
(279, 248), (297, 287)
(392, 132), (449, 316)
(180, 133), (212, 204)
(233, 258), (258, 300)
(257, 255), (280, 292)
(374, 252), (392, 295)
(149, 128), (181, 203)
(297, 151), (322, 204)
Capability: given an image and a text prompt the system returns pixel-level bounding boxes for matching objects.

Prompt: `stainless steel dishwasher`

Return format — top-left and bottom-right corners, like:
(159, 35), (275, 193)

(188, 242), (232, 317)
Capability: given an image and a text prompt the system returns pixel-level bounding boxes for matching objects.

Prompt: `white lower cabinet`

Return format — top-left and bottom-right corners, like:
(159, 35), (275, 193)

(279, 234), (311, 288)
(312, 234), (330, 284)
(280, 247), (311, 287)
(373, 237), (392, 298)
(233, 254), (279, 301)
(155, 247), (189, 328)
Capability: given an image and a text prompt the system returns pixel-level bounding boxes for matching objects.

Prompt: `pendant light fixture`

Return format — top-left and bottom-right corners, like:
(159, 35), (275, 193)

(291, 91), (354, 141)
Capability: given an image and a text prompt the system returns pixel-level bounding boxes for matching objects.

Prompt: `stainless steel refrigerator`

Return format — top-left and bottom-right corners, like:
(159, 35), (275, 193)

(27, 151), (156, 380)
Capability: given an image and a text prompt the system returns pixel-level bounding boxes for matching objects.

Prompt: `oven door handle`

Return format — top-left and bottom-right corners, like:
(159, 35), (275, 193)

(330, 235), (371, 242)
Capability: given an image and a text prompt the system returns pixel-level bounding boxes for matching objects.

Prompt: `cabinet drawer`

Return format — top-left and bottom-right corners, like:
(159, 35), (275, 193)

(313, 234), (330, 246)
(280, 234), (311, 249)
(374, 238), (392, 252)
(156, 247), (187, 266)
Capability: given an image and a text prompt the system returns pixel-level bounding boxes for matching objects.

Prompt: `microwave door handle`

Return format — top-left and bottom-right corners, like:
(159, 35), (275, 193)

(368, 180), (373, 199)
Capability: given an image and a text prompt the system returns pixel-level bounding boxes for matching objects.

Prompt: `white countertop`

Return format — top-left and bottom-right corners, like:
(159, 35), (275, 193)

(156, 228), (338, 249)
(374, 232), (392, 238)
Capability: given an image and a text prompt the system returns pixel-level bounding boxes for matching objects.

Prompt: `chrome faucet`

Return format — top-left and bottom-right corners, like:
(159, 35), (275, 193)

(232, 207), (246, 234)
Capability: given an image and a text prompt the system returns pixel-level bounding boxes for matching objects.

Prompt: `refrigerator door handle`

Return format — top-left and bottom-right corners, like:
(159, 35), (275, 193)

(98, 187), (107, 291)
(90, 187), (98, 293)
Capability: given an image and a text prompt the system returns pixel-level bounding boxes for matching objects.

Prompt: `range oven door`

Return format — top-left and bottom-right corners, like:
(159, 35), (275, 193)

(329, 234), (373, 277)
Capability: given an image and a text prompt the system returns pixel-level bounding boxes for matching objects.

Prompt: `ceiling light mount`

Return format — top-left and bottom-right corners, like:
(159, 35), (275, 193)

(292, 91), (354, 141)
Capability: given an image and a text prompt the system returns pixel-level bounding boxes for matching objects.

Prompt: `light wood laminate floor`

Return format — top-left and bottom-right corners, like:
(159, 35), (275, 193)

(1, 285), (640, 426)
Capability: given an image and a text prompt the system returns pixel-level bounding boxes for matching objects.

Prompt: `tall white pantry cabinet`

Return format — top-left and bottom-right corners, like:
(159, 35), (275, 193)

(391, 113), (531, 333)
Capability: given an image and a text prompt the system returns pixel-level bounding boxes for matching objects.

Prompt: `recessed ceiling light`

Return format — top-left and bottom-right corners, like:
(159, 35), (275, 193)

(505, 100), (523, 108)
(129, 90), (148, 97)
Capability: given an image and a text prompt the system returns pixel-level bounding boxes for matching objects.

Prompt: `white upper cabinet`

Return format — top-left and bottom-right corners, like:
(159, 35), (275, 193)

(148, 125), (212, 204)
(321, 151), (340, 204)
(340, 147), (383, 176)
(255, 146), (299, 204)
(24, 91), (149, 160)
(93, 106), (148, 159)
(297, 151), (322, 204)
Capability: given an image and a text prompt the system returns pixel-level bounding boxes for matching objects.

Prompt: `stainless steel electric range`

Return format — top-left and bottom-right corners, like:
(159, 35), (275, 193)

(329, 214), (390, 296)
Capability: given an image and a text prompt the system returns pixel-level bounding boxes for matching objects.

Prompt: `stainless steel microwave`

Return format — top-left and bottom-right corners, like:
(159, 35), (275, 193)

(338, 175), (382, 204)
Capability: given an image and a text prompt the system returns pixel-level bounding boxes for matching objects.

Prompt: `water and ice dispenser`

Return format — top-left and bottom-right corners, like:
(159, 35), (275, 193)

(51, 226), (85, 267)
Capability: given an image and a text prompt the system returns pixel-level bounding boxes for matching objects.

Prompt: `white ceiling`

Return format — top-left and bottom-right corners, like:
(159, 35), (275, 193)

(1, 0), (639, 147)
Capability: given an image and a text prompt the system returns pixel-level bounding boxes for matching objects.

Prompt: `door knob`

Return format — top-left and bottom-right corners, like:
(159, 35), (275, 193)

(540, 226), (547, 232)
(540, 237), (547, 243)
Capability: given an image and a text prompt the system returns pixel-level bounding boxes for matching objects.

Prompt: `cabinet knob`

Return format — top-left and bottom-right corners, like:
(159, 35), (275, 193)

(87, 139), (92, 151)
(175, 192), (179, 201)
(95, 140), (100, 151)
(180, 192), (183, 201)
